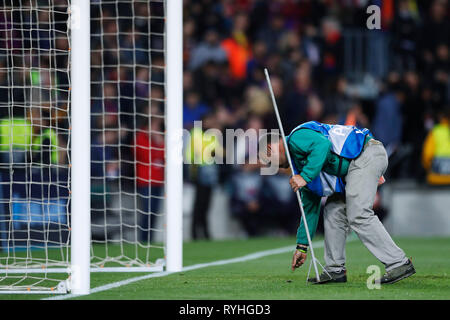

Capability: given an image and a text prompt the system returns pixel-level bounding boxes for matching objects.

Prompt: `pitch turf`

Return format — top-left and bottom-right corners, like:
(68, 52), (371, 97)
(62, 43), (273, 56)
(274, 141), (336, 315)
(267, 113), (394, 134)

(1, 236), (449, 300)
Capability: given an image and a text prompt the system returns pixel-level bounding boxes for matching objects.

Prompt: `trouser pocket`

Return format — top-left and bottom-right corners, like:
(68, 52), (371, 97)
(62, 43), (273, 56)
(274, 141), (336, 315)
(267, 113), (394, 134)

(353, 140), (387, 172)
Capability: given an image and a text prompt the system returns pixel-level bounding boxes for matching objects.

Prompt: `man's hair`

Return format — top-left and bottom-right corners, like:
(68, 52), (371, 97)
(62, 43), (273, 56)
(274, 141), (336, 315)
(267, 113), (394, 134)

(258, 132), (282, 165)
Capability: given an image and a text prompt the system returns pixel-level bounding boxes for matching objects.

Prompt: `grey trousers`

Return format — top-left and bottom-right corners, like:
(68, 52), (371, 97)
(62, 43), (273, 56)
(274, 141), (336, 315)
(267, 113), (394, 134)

(323, 139), (408, 272)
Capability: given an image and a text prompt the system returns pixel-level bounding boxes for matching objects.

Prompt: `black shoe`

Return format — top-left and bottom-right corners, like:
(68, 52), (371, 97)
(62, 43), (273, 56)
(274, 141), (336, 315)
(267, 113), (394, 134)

(308, 269), (347, 284)
(379, 259), (416, 284)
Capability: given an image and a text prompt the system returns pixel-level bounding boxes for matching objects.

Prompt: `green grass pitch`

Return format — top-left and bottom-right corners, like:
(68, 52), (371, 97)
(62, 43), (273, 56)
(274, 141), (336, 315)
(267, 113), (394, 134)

(1, 236), (449, 300)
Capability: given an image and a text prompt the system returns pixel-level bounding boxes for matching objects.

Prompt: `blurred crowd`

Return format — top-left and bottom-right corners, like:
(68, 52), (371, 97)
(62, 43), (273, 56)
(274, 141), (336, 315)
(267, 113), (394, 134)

(0, 0), (449, 241)
(182, 0), (450, 238)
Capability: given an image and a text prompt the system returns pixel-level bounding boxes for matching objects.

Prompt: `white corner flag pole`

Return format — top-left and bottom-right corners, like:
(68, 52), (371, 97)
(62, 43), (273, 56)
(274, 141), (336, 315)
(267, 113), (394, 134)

(264, 68), (322, 283)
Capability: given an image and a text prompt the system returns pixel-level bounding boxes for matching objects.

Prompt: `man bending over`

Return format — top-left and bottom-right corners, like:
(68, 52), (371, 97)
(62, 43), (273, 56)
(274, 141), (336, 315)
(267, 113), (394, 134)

(262, 121), (415, 284)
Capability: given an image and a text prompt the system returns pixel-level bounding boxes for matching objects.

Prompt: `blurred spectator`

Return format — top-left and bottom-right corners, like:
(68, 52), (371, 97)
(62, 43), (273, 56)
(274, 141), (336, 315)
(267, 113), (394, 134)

(183, 91), (210, 130)
(391, 0), (420, 72)
(30, 108), (60, 166)
(0, 107), (68, 232)
(0, 114), (32, 165)
(246, 40), (268, 85)
(260, 172), (298, 236)
(90, 126), (119, 238)
(265, 74), (286, 129)
(255, 14), (285, 52)
(401, 71), (427, 178)
(135, 67), (150, 99)
(91, 128), (119, 180)
(419, 0), (450, 70)
(319, 17), (343, 77)
(193, 61), (228, 107)
(135, 106), (165, 242)
(228, 114), (294, 236)
(221, 13), (251, 80)
(340, 101), (369, 129)
(228, 115), (262, 236)
(0, 60), (11, 115)
(189, 29), (227, 71)
(185, 112), (223, 240)
(430, 43), (450, 108)
(230, 162), (263, 236)
(372, 74), (405, 157)
(422, 107), (450, 185)
(1, 0), (449, 241)
(245, 85), (271, 118)
(306, 94), (324, 122)
(284, 62), (313, 132)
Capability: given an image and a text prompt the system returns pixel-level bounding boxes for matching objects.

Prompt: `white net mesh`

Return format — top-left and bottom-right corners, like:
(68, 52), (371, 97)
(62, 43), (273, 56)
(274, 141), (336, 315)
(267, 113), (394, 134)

(0, 0), (167, 293)
(0, 0), (71, 292)
(89, 0), (166, 271)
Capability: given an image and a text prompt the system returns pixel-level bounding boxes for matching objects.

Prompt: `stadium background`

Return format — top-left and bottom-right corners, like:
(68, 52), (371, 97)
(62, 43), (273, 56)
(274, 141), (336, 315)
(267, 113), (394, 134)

(1, 0), (448, 242)
(0, 0), (448, 301)
(181, 0), (450, 240)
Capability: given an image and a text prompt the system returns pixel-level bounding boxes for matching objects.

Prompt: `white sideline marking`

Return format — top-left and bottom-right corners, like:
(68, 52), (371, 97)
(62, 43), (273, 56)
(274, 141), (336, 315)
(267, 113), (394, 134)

(43, 241), (324, 300)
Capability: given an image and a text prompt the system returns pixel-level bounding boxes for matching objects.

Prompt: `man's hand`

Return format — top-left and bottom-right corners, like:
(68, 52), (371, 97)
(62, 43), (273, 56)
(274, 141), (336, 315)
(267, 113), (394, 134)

(291, 249), (307, 271)
(289, 175), (307, 192)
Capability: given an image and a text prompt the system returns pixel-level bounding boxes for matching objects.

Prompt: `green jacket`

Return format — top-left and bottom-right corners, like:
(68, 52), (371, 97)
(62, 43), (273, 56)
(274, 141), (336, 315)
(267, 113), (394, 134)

(0, 118), (59, 164)
(32, 128), (59, 164)
(0, 118), (33, 150)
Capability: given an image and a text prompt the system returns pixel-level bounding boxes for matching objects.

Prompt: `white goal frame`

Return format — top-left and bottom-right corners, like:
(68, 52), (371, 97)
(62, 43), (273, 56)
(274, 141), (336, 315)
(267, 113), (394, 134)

(70, 0), (183, 295)
(0, 0), (183, 295)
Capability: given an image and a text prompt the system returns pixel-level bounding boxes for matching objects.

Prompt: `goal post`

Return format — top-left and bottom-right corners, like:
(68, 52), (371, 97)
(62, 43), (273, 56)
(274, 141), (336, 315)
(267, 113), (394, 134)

(0, 0), (183, 294)
(0, 0), (73, 294)
(70, 0), (91, 295)
(165, 0), (183, 273)
(86, 0), (182, 276)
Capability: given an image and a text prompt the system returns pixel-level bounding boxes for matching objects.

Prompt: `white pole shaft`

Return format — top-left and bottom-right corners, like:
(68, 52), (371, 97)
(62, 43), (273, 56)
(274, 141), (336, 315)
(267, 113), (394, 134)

(70, 0), (91, 294)
(165, 0), (183, 272)
(264, 69), (320, 281)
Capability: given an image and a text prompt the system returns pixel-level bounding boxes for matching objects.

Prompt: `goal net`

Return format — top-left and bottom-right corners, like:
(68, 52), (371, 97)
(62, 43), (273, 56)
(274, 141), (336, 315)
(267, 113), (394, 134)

(0, 0), (181, 294)
(89, 0), (166, 272)
(0, 0), (71, 294)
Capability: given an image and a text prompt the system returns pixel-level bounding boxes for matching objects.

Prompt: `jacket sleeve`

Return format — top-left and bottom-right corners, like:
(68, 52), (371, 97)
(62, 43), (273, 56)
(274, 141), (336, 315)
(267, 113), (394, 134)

(296, 187), (322, 245)
(135, 132), (150, 164)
